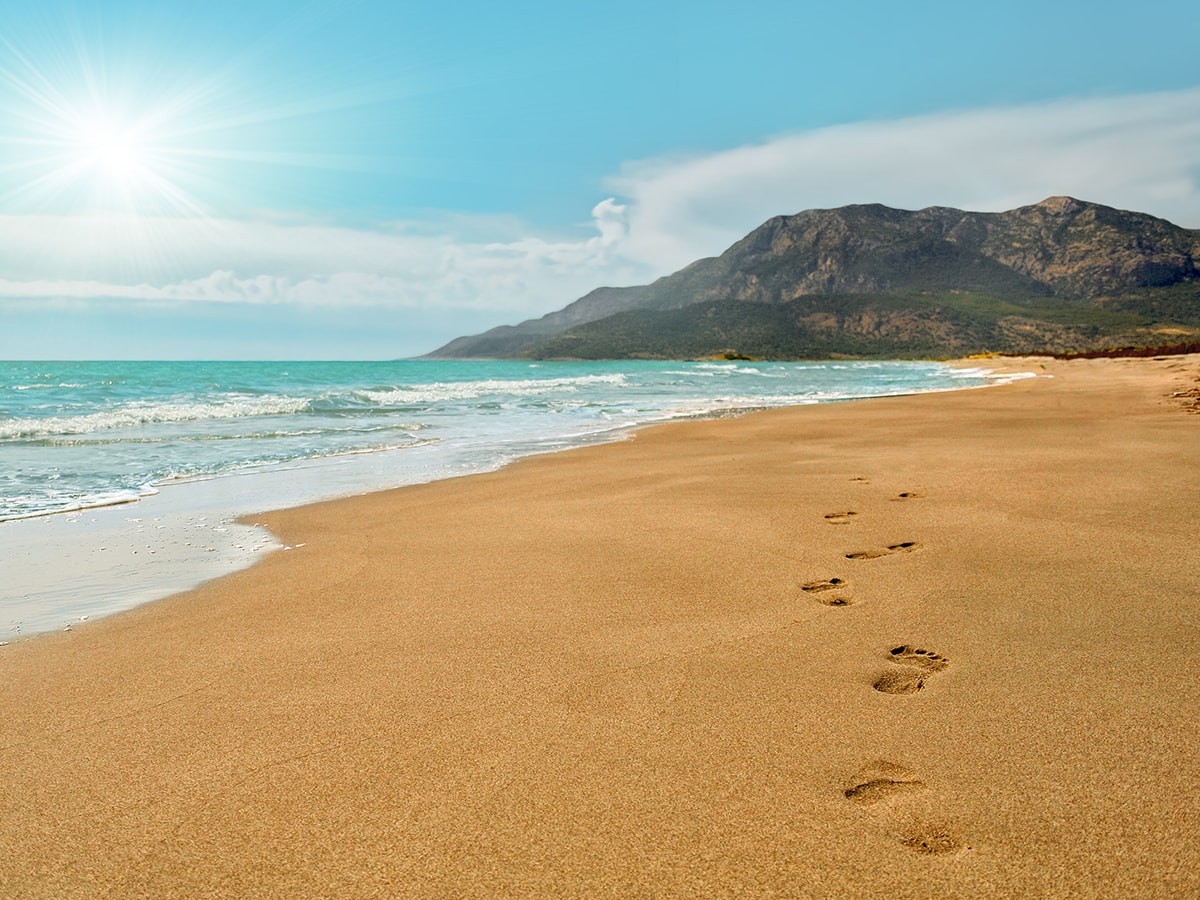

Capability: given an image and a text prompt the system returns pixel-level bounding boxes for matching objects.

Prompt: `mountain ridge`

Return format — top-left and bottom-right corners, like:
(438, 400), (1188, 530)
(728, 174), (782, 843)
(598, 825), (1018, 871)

(426, 197), (1200, 360)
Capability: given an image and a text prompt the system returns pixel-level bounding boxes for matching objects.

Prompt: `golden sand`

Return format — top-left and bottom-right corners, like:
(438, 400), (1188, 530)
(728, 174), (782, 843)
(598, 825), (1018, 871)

(2, 355), (1199, 897)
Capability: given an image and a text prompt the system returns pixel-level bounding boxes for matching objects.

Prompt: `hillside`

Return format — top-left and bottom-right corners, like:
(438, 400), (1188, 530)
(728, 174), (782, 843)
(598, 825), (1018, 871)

(426, 197), (1200, 360)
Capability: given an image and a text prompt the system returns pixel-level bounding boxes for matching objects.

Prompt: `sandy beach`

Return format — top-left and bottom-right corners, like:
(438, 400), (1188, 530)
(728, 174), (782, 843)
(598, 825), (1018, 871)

(2, 354), (1199, 897)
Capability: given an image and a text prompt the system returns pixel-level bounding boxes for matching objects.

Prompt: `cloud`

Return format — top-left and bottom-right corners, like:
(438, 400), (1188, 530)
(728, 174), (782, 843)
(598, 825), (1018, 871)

(0, 199), (653, 313)
(609, 88), (1200, 272)
(590, 197), (628, 245)
(2, 87), (1199, 328)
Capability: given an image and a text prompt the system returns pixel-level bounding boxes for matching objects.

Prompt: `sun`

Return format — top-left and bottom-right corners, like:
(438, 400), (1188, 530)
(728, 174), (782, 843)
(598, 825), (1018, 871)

(77, 116), (147, 183)
(1, 19), (407, 220)
(0, 41), (206, 215)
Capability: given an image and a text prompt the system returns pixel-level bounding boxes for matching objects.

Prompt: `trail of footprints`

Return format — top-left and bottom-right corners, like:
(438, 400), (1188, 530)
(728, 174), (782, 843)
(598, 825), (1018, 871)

(804, 483), (964, 855)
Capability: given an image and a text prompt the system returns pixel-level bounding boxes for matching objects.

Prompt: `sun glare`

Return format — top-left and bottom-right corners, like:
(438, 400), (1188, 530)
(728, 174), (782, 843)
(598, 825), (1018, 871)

(2, 21), (403, 222)
(0, 37), (210, 217)
(77, 117), (146, 182)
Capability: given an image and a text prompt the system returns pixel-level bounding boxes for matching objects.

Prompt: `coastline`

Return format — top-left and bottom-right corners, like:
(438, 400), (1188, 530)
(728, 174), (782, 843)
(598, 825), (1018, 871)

(0, 360), (1017, 639)
(2, 354), (1198, 895)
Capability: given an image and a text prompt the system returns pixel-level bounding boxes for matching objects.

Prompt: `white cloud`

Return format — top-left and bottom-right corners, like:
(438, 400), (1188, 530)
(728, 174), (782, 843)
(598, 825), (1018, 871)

(2, 87), (1199, 328)
(590, 197), (628, 245)
(610, 88), (1200, 272)
(0, 199), (654, 313)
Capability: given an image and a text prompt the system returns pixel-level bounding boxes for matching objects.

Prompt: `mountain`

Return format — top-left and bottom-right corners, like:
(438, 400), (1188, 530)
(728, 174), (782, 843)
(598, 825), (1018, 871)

(426, 285), (648, 358)
(426, 197), (1200, 359)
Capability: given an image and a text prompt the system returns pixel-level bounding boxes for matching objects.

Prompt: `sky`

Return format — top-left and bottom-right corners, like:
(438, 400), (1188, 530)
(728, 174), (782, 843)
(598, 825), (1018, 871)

(1, 0), (1198, 359)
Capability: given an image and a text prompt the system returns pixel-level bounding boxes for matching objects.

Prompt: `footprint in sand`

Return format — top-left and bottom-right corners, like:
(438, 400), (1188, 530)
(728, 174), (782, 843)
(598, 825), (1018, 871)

(900, 827), (962, 855)
(844, 761), (963, 855)
(801, 577), (854, 606)
(844, 761), (925, 806)
(892, 491), (924, 500)
(845, 541), (920, 560)
(873, 645), (950, 695)
(845, 548), (888, 560)
(823, 511), (859, 525)
(849, 476), (871, 483)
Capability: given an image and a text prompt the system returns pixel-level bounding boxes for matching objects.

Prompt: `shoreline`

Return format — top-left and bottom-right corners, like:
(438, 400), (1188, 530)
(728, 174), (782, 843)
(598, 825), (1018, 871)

(1, 360), (1023, 640)
(2, 354), (1198, 895)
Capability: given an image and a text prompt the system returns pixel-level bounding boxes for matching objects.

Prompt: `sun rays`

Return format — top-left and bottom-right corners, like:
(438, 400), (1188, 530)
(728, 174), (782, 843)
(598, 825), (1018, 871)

(0, 36), (213, 220)
(0, 11), (423, 291)
(0, 16), (408, 222)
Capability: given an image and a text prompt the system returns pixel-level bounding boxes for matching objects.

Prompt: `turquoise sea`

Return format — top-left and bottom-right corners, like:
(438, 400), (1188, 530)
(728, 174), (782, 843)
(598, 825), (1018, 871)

(1, 359), (1030, 636)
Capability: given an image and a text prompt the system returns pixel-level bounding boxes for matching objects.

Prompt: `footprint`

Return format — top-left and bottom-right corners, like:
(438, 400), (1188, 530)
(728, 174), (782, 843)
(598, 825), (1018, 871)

(892, 491), (924, 500)
(900, 826), (962, 855)
(849, 476), (871, 483)
(844, 761), (924, 806)
(845, 548), (889, 560)
(845, 762), (965, 855)
(874, 645), (949, 694)
(801, 577), (854, 606)
(802, 577), (848, 592)
(888, 645), (949, 672)
(824, 511), (859, 525)
(845, 541), (921, 560)
(873, 668), (925, 695)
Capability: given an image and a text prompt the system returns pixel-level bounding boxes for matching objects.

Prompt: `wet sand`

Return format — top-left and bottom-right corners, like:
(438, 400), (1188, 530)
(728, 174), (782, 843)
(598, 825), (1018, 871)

(2, 355), (1199, 897)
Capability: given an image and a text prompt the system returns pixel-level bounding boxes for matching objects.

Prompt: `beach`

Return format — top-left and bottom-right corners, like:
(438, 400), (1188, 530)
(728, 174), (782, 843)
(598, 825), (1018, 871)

(0, 359), (1005, 638)
(2, 353), (1198, 896)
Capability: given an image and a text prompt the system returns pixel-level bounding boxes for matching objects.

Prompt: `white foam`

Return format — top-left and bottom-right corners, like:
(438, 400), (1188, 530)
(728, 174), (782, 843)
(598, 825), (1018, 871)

(0, 485), (161, 522)
(955, 367), (1039, 384)
(11, 382), (91, 390)
(356, 373), (628, 405)
(0, 396), (313, 440)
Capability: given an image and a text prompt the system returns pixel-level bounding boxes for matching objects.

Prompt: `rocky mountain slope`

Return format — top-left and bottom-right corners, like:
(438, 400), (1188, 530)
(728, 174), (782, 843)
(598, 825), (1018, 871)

(426, 197), (1200, 359)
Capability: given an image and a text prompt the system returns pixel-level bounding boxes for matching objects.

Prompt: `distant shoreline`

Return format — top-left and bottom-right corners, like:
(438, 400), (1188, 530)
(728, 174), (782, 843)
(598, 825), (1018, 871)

(996, 339), (1200, 359)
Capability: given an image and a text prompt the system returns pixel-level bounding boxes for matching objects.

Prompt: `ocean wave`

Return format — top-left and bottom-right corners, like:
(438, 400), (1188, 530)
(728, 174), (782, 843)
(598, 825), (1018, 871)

(947, 367), (994, 379)
(685, 363), (789, 377)
(151, 436), (444, 486)
(0, 361), (1019, 527)
(1, 375), (636, 441)
(0, 395), (316, 440)
(9, 382), (93, 391)
(26, 421), (429, 447)
(946, 367), (1038, 385)
(0, 484), (160, 522)
(310, 436), (442, 459)
(356, 373), (627, 405)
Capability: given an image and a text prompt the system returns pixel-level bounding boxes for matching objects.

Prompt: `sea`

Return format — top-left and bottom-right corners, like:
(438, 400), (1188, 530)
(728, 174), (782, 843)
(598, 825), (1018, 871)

(1, 359), (1032, 638)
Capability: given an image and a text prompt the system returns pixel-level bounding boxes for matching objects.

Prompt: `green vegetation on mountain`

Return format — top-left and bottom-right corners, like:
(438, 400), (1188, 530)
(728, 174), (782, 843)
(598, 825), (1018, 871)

(522, 292), (1178, 360)
(427, 197), (1200, 360)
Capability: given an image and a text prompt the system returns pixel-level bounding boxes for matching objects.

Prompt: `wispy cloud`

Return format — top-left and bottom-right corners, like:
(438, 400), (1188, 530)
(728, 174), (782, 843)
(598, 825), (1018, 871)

(3, 88), (1199, 327)
(609, 88), (1200, 272)
(0, 199), (653, 314)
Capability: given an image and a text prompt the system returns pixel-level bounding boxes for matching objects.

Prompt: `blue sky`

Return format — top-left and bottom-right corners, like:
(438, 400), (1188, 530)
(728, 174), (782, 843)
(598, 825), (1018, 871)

(2, 0), (1199, 358)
